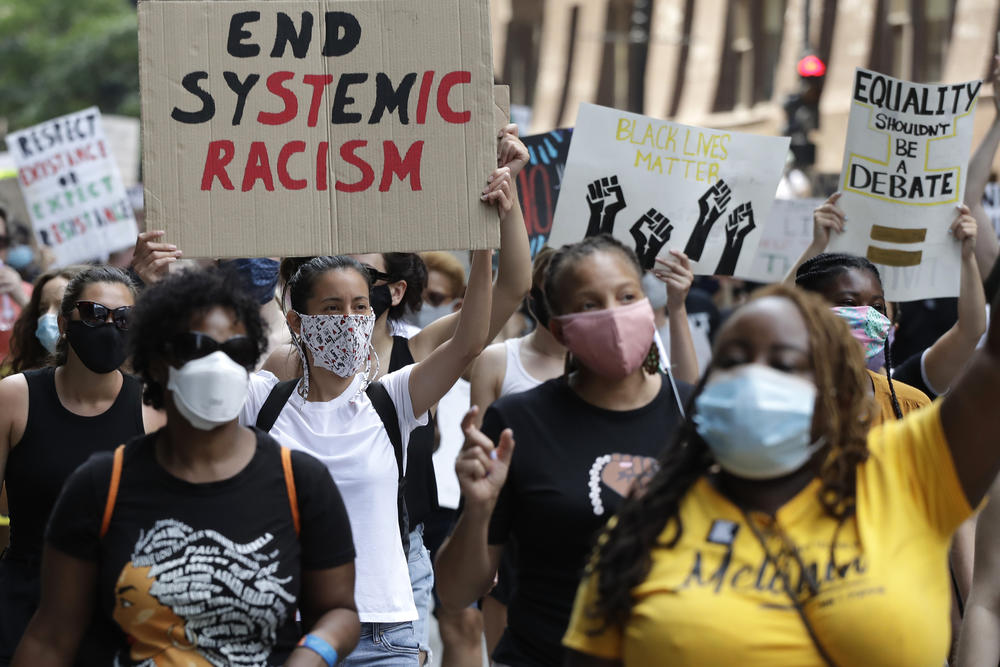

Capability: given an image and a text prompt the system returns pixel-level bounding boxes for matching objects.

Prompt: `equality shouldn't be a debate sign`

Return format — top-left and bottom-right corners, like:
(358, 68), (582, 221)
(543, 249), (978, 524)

(6, 108), (139, 266)
(831, 68), (981, 300)
(138, 0), (497, 258)
(549, 104), (789, 277)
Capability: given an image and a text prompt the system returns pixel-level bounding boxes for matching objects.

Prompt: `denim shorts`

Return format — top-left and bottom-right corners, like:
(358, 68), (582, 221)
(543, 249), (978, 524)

(407, 523), (434, 659)
(341, 621), (419, 666)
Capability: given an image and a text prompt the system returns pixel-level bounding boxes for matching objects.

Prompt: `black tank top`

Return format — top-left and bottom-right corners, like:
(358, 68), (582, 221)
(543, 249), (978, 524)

(390, 336), (439, 527)
(4, 367), (144, 562)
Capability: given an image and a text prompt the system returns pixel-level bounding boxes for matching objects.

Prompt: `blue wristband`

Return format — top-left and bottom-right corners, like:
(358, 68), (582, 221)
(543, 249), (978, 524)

(298, 633), (338, 666)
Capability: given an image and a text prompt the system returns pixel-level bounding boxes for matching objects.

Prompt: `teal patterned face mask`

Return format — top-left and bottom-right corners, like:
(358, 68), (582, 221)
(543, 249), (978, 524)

(831, 305), (890, 363)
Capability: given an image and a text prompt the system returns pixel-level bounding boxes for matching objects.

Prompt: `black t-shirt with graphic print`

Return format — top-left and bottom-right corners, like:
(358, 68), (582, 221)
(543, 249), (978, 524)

(484, 374), (691, 667)
(46, 428), (355, 666)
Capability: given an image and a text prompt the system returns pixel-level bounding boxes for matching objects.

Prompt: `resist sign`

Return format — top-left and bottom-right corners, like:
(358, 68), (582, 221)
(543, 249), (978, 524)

(6, 107), (139, 266)
(831, 67), (981, 300)
(138, 0), (497, 258)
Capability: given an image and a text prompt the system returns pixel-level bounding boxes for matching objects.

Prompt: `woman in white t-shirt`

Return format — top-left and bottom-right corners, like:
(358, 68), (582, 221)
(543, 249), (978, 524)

(239, 248), (495, 666)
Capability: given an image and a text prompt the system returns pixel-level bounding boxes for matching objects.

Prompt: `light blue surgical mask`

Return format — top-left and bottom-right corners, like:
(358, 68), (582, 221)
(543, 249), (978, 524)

(694, 365), (823, 480)
(6, 244), (33, 270)
(35, 312), (60, 355)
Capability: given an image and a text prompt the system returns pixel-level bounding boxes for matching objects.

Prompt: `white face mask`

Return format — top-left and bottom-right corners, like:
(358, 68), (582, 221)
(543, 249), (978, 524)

(694, 365), (823, 480)
(167, 351), (249, 431)
(297, 311), (376, 378)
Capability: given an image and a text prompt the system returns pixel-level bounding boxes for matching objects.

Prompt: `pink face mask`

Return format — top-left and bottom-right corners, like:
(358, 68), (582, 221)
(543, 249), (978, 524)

(554, 299), (656, 379)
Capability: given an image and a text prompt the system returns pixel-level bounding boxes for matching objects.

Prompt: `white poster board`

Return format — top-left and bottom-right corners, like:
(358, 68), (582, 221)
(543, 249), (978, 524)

(5, 107), (139, 265)
(831, 67), (981, 300)
(745, 197), (824, 283)
(548, 103), (789, 277)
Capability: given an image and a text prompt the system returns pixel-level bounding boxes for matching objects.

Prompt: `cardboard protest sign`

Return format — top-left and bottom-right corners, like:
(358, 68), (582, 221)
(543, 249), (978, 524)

(548, 104), (789, 277)
(138, 0), (497, 259)
(516, 128), (573, 257)
(5, 107), (139, 266)
(744, 198), (824, 283)
(830, 67), (981, 300)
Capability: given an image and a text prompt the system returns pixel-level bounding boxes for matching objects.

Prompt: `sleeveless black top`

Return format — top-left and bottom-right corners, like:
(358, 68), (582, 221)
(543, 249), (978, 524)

(4, 367), (144, 562)
(390, 336), (439, 527)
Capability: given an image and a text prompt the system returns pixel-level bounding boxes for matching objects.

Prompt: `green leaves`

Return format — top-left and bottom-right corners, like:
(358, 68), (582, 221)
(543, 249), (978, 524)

(0, 0), (139, 131)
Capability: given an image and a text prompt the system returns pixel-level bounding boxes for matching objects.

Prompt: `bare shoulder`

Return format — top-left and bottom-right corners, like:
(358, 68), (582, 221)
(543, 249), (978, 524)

(261, 343), (302, 381)
(0, 372), (30, 447)
(472, 342), (508, 382)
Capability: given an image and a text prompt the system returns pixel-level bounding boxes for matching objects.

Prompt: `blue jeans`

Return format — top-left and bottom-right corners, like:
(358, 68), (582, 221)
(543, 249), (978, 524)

(407, 523), (433, 660)
(341, 622), (419, 666)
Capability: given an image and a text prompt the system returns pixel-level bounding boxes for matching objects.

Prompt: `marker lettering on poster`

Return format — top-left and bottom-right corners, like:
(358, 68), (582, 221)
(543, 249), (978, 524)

(549, 103), (788, 279)
(5, 107), (139, 266)
(830, 67), (981, 300)
(614, 117), (730, 184)
(139, 0), (497, 258)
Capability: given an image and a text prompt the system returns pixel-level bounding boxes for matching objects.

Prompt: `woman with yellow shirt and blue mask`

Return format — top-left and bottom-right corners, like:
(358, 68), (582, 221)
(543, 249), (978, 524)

(556, 282), (1000, 667)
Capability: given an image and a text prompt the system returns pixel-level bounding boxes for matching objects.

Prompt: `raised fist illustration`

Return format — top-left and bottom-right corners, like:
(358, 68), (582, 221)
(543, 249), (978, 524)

(585, 175), (628, 237)
(630, 208), (673, 270)
(715, 202), (756, 275)
(684, 179), (732, 261)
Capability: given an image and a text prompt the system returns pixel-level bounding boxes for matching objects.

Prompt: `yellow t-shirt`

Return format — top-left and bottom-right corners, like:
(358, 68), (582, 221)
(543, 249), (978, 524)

(868, 369), (931, 426)
(563, 401), (971, 667)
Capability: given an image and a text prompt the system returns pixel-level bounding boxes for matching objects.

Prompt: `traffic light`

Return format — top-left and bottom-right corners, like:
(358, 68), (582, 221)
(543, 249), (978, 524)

(784, 54), (826, 167)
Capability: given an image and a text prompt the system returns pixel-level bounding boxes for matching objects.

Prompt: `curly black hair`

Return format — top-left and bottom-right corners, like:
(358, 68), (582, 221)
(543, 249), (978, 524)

(129, 267), (268, 409)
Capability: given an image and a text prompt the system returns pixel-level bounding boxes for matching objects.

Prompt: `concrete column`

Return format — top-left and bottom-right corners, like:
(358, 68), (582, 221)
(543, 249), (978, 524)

(642, 0), (687, 118)
(491, 0), (513, 80)
(815, 0), (877, 172)
(673, 0), (727, 122)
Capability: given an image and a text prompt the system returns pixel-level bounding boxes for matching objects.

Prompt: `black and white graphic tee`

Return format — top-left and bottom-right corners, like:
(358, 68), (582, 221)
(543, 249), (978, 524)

(484, 375), (690, 667)
(46, 429), (355, 666)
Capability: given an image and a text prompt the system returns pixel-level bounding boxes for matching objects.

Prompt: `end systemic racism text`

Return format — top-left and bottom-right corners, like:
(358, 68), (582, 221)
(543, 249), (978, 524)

(169, 10), (473, 194)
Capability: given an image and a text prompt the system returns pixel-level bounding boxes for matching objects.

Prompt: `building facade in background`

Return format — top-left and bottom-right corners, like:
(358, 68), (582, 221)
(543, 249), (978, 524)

(492, 0), (999, 182)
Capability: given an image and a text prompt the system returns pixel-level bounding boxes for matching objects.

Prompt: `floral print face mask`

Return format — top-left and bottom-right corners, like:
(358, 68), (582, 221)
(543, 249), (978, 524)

(831, 305), (891, 363)
(296, 312), (376, 378)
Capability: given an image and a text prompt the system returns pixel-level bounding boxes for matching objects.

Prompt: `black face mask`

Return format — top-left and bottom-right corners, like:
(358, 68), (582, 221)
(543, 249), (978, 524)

(370, 284), (394, 319)
(527, 287), (551, 329)
(66, 321), (129, 374)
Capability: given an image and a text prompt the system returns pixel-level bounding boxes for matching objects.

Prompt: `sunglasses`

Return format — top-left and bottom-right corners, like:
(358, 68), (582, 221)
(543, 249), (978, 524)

(76, 301), (133, 331)
(362, 265), (395, 285)
(168, 331), (258, 368)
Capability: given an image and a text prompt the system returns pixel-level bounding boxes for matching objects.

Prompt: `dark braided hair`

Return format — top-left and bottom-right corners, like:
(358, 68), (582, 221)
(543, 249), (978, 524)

(795, 252), (903, 419)
(587, 285), (874, 631)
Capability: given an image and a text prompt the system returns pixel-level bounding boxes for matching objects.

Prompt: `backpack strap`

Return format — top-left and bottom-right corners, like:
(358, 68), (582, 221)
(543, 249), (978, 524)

(100, 445), (125, 539)
(280, 447), (301, 537)
(256, 379), (300, 432)
(365, 381), (410, 553)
